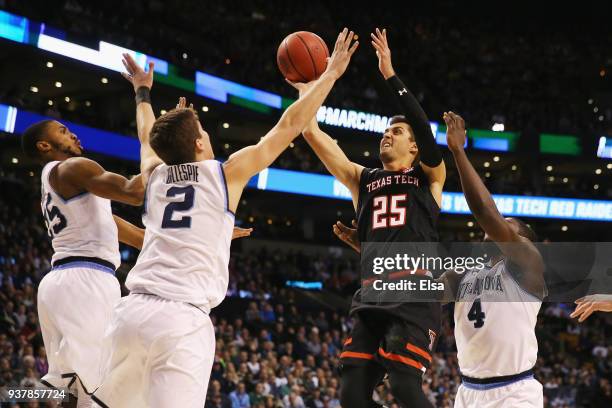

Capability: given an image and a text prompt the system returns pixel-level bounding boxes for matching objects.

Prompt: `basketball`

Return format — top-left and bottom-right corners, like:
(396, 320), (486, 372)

(277, 31), (329, 83)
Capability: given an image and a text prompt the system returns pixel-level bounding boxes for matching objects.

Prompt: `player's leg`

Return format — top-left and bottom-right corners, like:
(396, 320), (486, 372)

(379, 318), (437, 407)
(339, 312), (386, 407)
(147, 302), (215, 408)
(37, 271), (72, 390)
(387, 369), (432, 408)
(340, 365), (387, 408)
(91, 294), (149, 408)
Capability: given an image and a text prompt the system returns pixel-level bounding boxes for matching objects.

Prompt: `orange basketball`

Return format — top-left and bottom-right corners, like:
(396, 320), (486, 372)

(277, 31), (329, 83)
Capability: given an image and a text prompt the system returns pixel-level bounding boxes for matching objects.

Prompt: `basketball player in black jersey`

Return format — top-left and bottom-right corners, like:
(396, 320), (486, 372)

(290, 28), (445, 407)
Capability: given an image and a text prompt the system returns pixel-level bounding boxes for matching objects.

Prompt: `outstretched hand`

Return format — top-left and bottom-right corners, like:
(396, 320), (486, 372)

(370, 28), (395, 80)
(333, 219), (360, 253)
(324, 28), (359, 80)
(443, 111), (467, 153)
(121, 53), (155, 92)
(175, 96), (194, 110)
(570, 294), (612, 322)
(232, 227), (253, 240)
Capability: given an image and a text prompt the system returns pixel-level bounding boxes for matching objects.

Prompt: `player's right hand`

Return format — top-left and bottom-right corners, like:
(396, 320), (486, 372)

(324, 28), (359, 80)
(333, 219), (360, 253)
(443, 111), (467, 153)
(121, 53), (154, 92)
(570, 294), (612, 322)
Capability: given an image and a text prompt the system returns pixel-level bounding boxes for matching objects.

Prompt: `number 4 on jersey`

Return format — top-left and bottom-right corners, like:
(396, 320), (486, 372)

(467, 298), (486, 328)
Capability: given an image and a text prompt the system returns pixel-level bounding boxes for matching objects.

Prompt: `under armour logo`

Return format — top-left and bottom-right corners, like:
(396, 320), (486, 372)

(398, 88), (407, 95)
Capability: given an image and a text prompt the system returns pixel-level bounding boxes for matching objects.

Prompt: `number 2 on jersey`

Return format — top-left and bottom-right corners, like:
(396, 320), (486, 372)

(467, 298), (486, 328)
(372, 194), (407, 229)
(162, 186), (195, 229)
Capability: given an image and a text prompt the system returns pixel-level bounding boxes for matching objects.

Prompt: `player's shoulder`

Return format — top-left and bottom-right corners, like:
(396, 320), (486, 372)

(53, 157), (101, 181)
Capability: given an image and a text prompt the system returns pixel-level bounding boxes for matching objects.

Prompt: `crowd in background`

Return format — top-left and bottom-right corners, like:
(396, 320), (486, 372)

(3, 0), (612, 139)
(0, 175), (610, 407)
(1, 1), (611, 200)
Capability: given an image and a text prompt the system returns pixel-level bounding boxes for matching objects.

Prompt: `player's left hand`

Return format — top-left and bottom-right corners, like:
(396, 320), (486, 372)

(570, 294), (612, 322)
(371, 28), (395, 80)
(121, 53), (154, 92)
(232, 227), (253, 240)
(443, 111), (467, 153)
(333, 219), (360, 253)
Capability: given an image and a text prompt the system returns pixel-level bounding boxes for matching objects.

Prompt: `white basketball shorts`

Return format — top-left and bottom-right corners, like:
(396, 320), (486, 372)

(37, 262), (120, 393)
(92, 293), (215, 408)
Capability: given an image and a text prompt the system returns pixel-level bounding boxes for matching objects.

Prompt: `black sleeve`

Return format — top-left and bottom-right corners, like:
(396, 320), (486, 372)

(386, 75), (443, 167)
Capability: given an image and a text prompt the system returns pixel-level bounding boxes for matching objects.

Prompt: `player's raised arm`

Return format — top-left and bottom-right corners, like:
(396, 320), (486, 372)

(289, 86), (363, 209)
(121, 53), (163, 184)
(445, 112), (545, 298)
(371, 28), (446, 205)
(223, 28), (358, 212)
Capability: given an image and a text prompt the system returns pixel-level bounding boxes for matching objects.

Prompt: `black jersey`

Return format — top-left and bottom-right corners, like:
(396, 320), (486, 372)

(356, 165), (440, 243)
(350, 165), (441, 334)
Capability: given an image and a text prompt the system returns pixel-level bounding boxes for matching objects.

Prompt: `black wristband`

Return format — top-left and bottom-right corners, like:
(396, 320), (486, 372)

(135, 86), (151, 105)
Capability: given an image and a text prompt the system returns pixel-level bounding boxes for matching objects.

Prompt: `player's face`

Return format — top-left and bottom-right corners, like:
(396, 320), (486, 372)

(39, 121), (83, 157)
(379, 123), (418, 163)
(194, 121), (214, 160)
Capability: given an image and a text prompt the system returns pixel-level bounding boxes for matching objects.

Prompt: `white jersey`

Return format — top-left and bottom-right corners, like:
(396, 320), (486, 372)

(454, 259), (542, 378)
(126, 160), (234, 310)
(41, 161), (120, 268)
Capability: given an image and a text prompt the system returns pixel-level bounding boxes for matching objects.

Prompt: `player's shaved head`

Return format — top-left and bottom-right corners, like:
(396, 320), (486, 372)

(150, 108), (201, 165)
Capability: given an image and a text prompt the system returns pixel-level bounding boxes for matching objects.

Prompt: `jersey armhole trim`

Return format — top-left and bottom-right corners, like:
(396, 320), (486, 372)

(142, 164), (160, 216)
(504, 259), (546, 302)
(217, 161), (236, 217)
(46, 161), (90, 203)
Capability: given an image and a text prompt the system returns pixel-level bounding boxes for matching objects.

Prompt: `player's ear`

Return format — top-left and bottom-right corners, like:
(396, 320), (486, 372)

(36, 140), (52, 154)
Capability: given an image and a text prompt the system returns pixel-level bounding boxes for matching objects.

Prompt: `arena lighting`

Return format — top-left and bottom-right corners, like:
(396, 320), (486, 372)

(597, 137), (612, 159)
(285, 280), (323, 290)
(1, 102), (611, 221)
(222, 122), (229, 128)
(0, 9), (512, 149)
(29, 86), (38, 93)
(54, 81), (61, 88)
(46, 61), (53, 68)
(492, 122), (505, 131)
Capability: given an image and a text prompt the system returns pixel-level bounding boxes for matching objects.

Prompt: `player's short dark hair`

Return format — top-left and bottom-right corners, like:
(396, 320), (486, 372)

(150, 108), (200, 165)
(388, 115), (420, 165)
(510, 218), (538, 242)
(21, 120), (53, 158)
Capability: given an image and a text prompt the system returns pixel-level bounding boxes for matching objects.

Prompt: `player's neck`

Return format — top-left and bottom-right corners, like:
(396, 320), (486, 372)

(382, 160), (414, 172)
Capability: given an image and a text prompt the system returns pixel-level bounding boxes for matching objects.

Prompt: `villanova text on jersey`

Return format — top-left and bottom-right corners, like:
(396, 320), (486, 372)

(166, 164), (200, 184)
(457, 270), (504, 299)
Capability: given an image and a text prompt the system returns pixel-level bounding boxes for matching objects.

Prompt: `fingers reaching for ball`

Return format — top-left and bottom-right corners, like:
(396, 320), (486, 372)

(325, 28), (359, 80)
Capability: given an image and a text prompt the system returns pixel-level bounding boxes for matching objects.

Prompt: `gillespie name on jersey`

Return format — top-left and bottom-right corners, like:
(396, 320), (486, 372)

(166, 164), (200, 184)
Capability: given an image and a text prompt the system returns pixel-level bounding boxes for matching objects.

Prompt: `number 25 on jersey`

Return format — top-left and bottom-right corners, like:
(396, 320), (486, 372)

(372, 194), (407, 229)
